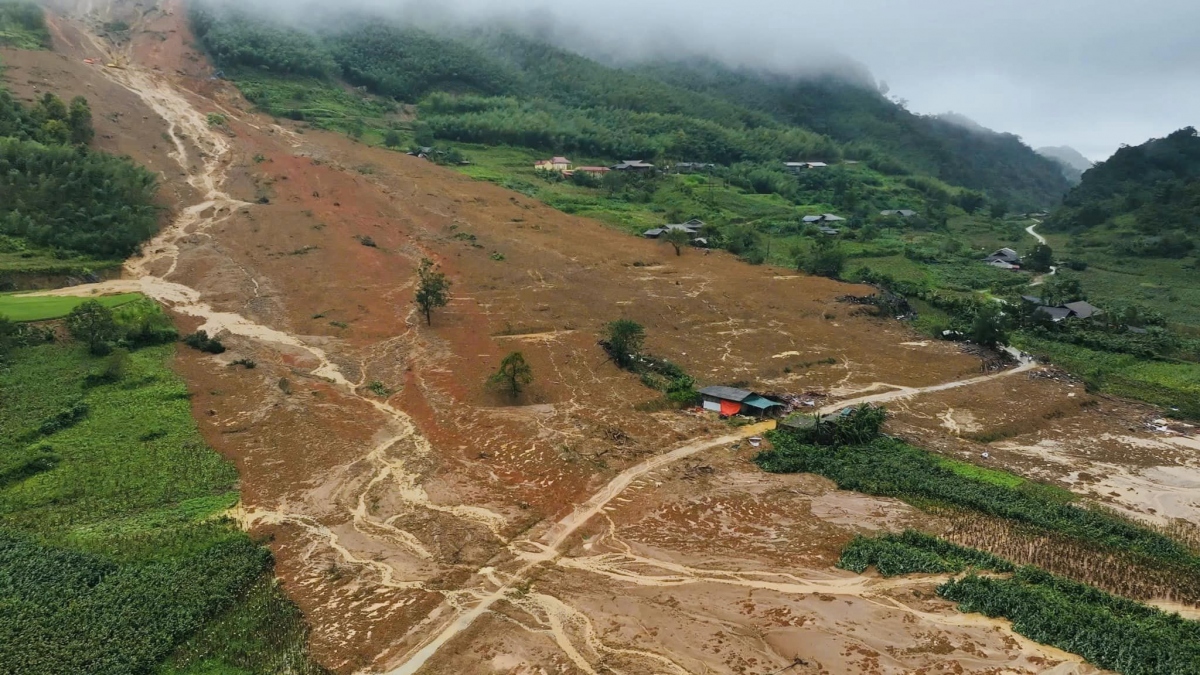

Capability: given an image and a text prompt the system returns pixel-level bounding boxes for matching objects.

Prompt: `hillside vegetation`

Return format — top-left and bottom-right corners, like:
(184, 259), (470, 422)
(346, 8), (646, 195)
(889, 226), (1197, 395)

(1, 49), (160, 269)
(188, 4), (1065, 211)
(0, 0), (48, 49)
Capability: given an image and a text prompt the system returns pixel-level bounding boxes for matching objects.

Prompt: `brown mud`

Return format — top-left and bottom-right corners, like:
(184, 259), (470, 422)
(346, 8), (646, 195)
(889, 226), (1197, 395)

(13, 2), (1195, 672)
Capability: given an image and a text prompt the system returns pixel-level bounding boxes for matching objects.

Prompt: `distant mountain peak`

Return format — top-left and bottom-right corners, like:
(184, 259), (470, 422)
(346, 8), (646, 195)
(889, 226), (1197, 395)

(1036, 146), (1093, 172)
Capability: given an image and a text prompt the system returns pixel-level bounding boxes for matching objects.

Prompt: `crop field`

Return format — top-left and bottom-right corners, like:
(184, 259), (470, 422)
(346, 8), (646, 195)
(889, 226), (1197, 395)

(841, 533), (1200, 673)
(0, 292), (140, 322)
(0, 333), (326, 674)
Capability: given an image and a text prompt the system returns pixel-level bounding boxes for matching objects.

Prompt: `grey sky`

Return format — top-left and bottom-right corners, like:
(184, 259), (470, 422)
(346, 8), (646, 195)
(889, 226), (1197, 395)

(274, 0), (1200, 161)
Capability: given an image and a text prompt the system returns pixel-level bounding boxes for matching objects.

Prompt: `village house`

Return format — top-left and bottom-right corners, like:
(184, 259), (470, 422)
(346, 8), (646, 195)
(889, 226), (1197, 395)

(673, 162), (716, 173)
(534, 156), (572, 172)
(573, 166), (611, 178)
(643, 221), (705, 239)
(881, 209), (919, 218)
(1022, 295), (1103, 322)
(612, 159), (655, 172)
(983, 247), (1021, 270)
(802, 214), (846, 225)
(784, 161), (829, 173)
(698, 386), (784, 417)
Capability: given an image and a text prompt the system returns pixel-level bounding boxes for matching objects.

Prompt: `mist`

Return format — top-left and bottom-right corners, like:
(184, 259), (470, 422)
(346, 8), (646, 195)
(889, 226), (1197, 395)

(218, 0), (1200, 162)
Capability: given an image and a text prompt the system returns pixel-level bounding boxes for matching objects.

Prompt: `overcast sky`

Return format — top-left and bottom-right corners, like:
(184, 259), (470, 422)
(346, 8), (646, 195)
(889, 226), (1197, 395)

(276, 0), (1200, 162)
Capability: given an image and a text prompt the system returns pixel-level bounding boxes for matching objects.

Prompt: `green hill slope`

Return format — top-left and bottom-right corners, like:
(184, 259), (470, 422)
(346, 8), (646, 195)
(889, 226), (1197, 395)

(189, 5), (1065, 210)
(635, 59), (1070, 210)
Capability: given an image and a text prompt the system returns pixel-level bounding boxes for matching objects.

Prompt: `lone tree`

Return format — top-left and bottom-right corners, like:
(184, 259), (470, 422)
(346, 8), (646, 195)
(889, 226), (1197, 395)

(662, 228), (691, 256)
(797, 237), (846, 279)
(489, 351), (534, 399)
(602, 319), (645, 369)
(66, 300), (119, 355)
(383, 129), (402, 148)
(1027, 243), (1055, 273)
(970, 303), (1009, 350)
(414, 258), (451, 326)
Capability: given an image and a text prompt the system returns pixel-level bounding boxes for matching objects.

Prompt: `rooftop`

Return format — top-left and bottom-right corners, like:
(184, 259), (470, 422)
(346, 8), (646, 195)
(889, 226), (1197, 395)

(698, 385), (754, 402)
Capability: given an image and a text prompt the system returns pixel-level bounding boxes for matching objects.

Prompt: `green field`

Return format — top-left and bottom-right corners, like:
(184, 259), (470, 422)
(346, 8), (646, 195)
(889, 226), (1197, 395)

(0, 303), (327, 674)
(0, 292), (140, 322)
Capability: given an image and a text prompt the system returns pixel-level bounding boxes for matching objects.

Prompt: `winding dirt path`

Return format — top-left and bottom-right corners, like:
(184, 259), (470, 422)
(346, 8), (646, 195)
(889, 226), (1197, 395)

(1026, 221), (1058, 286)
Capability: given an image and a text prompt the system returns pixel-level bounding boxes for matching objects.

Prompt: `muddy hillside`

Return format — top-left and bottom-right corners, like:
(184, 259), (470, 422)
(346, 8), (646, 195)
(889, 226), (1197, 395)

(14, 1), (1200, 673)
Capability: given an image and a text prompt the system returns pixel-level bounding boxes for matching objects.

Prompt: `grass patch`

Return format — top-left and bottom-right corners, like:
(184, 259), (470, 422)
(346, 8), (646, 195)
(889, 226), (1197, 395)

(838, 530), (1014, 576)
(0, 334), (326, 672)
(0, 292), (140, 322)
(1016, 335), (1200, 419)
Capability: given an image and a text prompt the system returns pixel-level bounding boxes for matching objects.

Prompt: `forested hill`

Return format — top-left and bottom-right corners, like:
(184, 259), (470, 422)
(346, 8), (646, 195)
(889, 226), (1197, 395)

(1047, 127), (1200, 258)
(633, 60), (1070, 209)
(190, 5), (1067, 210)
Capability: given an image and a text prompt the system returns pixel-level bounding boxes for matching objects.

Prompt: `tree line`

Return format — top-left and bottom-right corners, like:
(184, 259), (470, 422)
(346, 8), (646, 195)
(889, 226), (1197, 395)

(0, 88), (160, 258)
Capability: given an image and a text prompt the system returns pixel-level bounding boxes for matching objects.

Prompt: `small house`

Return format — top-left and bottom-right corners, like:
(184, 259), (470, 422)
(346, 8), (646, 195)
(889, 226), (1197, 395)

(1034, 306), (1073, 322)
(644, 223), (703, 239)
(818, 226), (840, 236)
(534, 156), (572, 172)
(674, 162), (716, 173)
(803, 214), (846, 225)
(784, 161), (829, 174)
(984, 248), (1021, 265)
(881, 209), (918, 218)
(613, 159), (655, 172)
(575, 166), (611, 178)
(1063, 301), (1100, 319)
(698, 386), (783, 417)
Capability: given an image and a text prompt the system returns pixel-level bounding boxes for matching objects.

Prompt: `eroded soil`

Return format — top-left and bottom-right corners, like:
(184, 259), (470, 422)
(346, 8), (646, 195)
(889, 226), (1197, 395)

(16, 2), (1198, 672)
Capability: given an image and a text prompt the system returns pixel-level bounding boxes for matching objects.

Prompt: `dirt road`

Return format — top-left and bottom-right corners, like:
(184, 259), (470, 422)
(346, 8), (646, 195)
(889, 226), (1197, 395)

(1026, 221), (1058, 286)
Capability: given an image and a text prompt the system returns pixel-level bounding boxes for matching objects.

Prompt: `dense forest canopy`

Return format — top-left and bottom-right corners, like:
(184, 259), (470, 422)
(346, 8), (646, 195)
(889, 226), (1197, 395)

(1047, 127), (1200, 258)
(0, 87), (159, 258)
(188, 3), (1066, 211)
(636, 60), (1070, 210)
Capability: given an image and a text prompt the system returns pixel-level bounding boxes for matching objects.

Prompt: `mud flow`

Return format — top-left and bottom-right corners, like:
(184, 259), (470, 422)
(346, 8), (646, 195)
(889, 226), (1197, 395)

(19, 2), (1195, 672)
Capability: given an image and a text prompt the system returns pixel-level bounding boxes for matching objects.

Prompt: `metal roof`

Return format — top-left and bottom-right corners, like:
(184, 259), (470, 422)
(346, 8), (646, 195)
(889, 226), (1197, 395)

(1064, 301), (1101, 319)
(643, 228), (664, 237)
(1035, 306), (1073, 322)
(742, 395), (783, 410)
(698, 386), (753, 402)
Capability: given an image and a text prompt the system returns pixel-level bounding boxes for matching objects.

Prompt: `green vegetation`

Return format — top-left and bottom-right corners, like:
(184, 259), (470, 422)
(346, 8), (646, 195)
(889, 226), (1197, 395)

(601, 319), (646, 370)
(0, 300), (325, 674)
(488, 351), (534, 399)
(414, 257), (451, 326)
(837, 530), (1013, 576)
(941, 568), (1200, 675)
(0, 76), (159, 273)
(840, 533), (1200, 674)
(0, 0), (48, 49)
(757, 425), (1200, 572)
(0, 292), (139, 322)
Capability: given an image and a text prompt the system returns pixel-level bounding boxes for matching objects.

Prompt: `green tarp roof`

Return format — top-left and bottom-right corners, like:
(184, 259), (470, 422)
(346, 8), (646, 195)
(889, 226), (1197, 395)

(742, 395), (783, 410)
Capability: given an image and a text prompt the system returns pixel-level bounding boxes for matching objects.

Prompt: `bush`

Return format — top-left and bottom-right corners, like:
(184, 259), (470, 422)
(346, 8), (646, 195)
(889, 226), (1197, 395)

(182, 330), (226, 354)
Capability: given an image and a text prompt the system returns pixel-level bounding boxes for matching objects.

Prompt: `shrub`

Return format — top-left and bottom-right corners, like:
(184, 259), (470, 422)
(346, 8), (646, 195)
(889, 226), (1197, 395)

(182, 330), (226, 354)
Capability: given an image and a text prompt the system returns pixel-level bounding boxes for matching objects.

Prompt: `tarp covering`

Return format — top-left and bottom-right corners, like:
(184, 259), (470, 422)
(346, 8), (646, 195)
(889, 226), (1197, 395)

(720, 399), (742, 417)
(742, 395), (783, 410)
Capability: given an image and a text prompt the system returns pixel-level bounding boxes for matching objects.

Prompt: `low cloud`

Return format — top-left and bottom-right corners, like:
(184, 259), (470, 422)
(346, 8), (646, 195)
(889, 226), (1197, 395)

(227, 0), (1200, 161)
